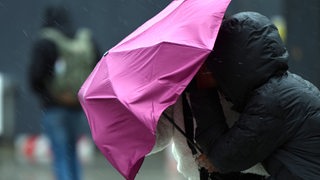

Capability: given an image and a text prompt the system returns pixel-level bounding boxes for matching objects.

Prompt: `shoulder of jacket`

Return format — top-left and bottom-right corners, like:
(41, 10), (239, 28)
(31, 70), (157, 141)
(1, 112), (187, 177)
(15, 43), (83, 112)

(40, 28), (65, 39)
(244, 80), (281, 115)
(76, 28), (92, 39)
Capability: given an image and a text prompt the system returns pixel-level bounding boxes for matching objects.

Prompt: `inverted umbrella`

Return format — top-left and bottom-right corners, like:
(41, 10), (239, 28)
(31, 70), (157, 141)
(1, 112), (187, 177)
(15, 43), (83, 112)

(78, 0), (230, 179)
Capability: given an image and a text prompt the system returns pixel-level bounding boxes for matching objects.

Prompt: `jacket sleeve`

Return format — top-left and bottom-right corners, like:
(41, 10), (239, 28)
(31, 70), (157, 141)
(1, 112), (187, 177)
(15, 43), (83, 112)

(29, 39), (57, 99)
(207, 93), (287, 173)
(189, 88), (229, 153)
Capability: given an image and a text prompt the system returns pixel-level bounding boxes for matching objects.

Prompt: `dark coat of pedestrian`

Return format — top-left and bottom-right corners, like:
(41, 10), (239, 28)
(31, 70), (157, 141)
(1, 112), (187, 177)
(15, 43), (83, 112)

(195, 11), (320, 180)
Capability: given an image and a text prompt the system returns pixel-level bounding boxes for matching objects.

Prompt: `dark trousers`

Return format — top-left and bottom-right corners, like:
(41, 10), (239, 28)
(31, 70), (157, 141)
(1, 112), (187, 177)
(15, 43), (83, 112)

(210, 172), (266, 180)
(263, 158), (302, 180)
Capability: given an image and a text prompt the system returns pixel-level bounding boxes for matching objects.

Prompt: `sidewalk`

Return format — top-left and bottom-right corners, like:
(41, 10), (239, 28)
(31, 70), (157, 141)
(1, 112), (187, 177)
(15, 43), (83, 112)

(0, 140), (185, 180)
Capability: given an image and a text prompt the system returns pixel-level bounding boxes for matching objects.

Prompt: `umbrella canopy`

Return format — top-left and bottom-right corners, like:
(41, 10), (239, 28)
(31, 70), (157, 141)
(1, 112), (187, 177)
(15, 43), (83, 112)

(78, 0), (230, 179)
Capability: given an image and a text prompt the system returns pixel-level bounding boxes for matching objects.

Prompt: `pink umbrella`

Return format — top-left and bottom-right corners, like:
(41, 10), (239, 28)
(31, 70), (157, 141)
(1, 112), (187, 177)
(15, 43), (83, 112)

(78, 0), (230, 179)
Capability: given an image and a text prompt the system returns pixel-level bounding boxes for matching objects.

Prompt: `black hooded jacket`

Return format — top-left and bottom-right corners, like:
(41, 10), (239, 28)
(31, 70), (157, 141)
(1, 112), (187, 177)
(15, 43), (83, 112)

(201, 12), (320, 179)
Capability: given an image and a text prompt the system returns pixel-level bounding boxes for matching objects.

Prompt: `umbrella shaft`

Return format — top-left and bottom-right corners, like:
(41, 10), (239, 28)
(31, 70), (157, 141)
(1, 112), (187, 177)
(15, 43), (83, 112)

(162, 112), (203, 153)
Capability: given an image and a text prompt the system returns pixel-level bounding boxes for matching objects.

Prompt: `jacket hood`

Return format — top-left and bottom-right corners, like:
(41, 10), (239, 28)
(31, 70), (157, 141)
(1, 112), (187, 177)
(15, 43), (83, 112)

(42, 5), (75, 37)
(206, 12), (289, 111)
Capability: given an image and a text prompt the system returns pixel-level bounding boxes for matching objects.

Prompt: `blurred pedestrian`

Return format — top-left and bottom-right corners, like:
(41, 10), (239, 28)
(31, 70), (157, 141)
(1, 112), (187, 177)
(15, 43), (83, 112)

(29, 4), (100, 180)
(195, 11), (320, 180)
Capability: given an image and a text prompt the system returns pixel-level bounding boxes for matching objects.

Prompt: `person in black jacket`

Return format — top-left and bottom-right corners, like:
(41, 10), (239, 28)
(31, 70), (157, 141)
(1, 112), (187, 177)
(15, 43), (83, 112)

(192, 11), (320, 180)
(29, 5), (100, 180)
(189, 63), (266, 180)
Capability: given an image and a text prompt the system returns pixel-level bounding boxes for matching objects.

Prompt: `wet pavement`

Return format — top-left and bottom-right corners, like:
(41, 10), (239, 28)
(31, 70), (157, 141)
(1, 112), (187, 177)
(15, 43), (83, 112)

(0, 140), (185, 180)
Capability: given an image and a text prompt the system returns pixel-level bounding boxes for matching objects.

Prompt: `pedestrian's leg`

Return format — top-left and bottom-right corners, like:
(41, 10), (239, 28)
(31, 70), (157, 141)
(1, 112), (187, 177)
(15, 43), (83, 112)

(65, 110), (84, 180)
(43, 107), (70, 180)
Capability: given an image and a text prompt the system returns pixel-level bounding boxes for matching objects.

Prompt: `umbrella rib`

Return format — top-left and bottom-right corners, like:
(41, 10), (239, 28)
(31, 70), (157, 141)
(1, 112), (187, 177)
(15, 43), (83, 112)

(162, 112), (203, 154)
(110, 41), (209, 54)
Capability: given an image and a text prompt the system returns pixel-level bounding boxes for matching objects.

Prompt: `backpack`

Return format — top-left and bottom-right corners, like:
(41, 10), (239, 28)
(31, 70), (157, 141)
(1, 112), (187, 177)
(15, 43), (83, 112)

(41, 28), (96, 104)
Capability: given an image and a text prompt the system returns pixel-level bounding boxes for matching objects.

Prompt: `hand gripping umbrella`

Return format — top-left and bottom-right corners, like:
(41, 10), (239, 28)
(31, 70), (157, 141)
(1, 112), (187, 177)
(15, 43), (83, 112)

(78, 0), (230, 179)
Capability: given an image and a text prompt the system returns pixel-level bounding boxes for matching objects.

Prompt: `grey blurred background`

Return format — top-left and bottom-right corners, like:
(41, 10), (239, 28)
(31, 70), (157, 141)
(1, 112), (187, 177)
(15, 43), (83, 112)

(0, 0), (319, 179)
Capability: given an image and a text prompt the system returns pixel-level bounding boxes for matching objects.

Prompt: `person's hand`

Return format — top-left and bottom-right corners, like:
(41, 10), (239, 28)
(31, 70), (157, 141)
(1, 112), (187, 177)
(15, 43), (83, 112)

(196, 154), (219, 173)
